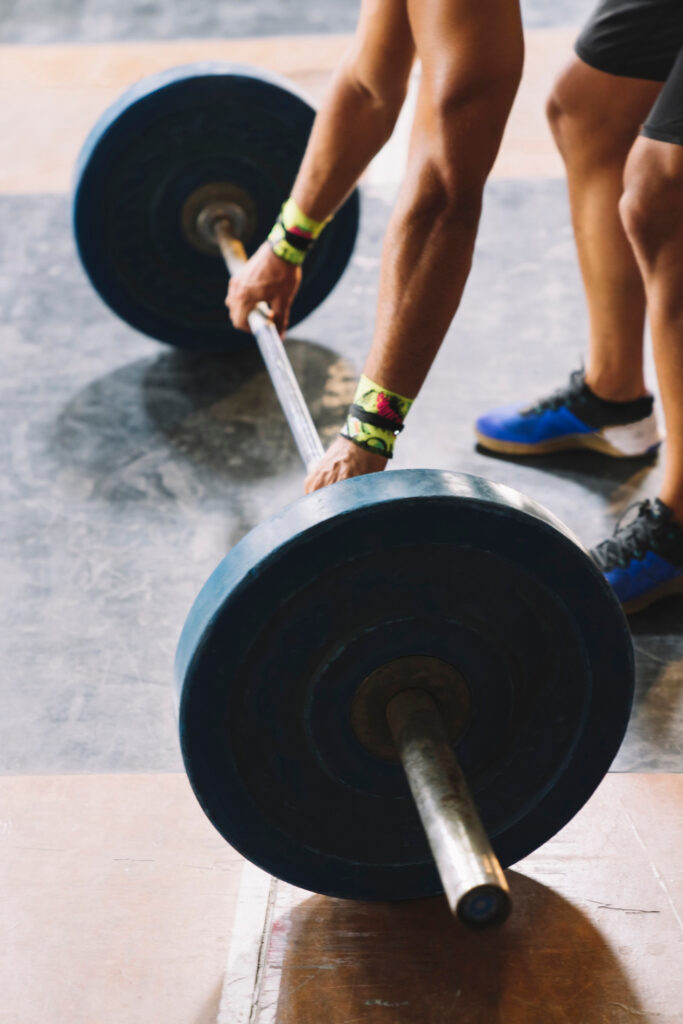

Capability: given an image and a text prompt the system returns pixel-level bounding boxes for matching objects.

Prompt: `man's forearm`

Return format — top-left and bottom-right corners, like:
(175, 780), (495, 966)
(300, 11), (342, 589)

(290, 55), (410, 223)
(362, 68), (521, 401)
(363, 182), (482, 399)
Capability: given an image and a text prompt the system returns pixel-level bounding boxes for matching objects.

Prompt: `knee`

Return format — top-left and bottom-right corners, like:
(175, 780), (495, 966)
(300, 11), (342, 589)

(619, 156), (683, 262)
(546, 63), (617, 166)
(545, 87), (571, 151)
(546, 74), (595, 159)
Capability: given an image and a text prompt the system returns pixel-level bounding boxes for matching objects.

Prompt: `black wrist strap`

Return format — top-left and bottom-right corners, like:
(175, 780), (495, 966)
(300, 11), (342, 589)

(348, 404), (405, 434)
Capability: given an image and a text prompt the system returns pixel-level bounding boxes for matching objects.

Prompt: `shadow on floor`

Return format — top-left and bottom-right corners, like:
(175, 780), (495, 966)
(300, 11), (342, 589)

(630, 597), (683, 638)
(474, 443), (660, 505)
(51, 339), (355, 501)
(626, 607), (683, 768)
(475, 441), (683, 764)
(273, 872), (651, 1024)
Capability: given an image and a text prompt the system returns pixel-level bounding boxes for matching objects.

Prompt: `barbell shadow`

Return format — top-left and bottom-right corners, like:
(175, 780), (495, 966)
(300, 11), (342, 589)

(51, 339), (354, 502)
(140, 339), (355, 480)
(271, 872), (651, 1024)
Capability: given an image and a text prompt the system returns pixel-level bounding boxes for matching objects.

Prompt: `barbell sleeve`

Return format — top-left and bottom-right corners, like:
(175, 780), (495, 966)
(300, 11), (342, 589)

(386, 688), (511, 929)
(211, 214), (325, 474)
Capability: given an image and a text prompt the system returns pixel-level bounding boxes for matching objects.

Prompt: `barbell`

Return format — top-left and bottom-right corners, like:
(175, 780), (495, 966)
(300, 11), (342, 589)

(73, 62), (635, 929)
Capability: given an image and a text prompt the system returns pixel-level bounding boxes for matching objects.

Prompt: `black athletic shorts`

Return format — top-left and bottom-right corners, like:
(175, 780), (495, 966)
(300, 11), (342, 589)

(575, 0), (683, 145)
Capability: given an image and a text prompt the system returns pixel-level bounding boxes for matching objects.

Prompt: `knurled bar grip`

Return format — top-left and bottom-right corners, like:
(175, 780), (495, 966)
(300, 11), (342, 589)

(386, 688), (511, 928)
(212, 217), (325, 473)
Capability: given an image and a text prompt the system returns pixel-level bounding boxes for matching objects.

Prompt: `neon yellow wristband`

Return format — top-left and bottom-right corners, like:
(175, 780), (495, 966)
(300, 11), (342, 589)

(340, 374), (414, 458)
(267, 197), (331, 266)
(267, 220), (306, 265)
(281, 198), (329, 239)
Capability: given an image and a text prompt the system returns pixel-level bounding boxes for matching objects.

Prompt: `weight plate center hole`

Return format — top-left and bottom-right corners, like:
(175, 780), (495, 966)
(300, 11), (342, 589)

(350, 655), (472, 762)
(181, 183), (258, 255)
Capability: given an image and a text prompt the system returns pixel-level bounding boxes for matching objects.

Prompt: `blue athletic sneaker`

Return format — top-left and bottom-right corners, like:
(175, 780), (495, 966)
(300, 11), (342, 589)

(476, 370), (662, 457)
(591, 499), (683, 613)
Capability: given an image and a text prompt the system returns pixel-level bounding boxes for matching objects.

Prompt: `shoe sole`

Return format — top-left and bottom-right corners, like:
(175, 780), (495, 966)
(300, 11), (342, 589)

(475, 430), (659, 459)
(622, 575), (683, 615)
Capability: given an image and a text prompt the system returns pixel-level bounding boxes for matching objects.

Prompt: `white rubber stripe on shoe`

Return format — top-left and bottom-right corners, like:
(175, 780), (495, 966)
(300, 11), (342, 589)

(218, 861), (277, 1024)
(600, 412), (662, 456)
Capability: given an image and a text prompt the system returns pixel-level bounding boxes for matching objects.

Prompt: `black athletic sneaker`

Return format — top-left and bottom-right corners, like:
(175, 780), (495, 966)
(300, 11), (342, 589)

(591, 499), (683, 613)
(476, 370), (662, 457)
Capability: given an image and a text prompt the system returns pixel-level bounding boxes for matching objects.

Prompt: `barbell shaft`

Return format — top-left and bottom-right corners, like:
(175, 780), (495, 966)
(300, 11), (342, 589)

(386, 688), (511, 928)
(212, 216), (325, 473)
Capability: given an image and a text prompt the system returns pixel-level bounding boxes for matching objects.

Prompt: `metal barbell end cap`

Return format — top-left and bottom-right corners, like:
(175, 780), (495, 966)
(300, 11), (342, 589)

(386, 687), (511, 929)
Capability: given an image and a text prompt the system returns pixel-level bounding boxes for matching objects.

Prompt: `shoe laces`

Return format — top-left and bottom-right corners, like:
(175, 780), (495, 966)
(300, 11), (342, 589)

(592, 500), (665, 571)
(525, 369), (586, 416)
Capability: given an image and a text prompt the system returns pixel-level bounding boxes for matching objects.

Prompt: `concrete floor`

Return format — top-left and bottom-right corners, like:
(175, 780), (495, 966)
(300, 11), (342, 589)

(242, 775), (683, 1024)
(1, 1), (682, 1021)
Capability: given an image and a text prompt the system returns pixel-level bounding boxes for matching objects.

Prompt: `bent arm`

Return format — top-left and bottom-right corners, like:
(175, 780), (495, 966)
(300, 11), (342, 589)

(305, 0), (524, 491)
(226, 0), (414, 335)
(362, 0), (524, 398)
(290, 0), (415, 222)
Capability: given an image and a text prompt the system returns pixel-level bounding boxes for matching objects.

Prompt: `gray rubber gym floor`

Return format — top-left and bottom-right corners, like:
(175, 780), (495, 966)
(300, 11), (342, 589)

(1, 0), (681, 783)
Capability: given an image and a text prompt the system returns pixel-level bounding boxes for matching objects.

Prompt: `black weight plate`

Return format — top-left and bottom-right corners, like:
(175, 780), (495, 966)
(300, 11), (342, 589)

(73, 63), (360, 352)
(175, 470), (634, 901)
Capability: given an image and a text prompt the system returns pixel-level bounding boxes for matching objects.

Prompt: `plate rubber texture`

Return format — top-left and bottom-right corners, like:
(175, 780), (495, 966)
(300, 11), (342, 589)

(176, 470), (634, 901)
(73, 63), (360, 352)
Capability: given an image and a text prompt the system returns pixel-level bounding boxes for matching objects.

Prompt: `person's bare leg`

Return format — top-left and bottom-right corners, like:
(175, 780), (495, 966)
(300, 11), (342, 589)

(620, 136), (683, 522)
(362, 0), (524, 394)
(547, 58), (662, 400)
